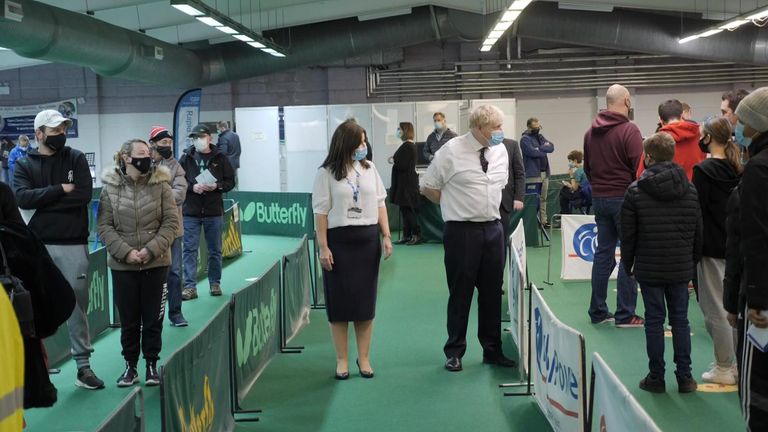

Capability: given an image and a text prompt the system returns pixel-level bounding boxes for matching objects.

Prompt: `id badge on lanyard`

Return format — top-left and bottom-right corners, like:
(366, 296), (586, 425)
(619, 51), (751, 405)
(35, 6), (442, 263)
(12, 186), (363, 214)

(346, 168), (363, 219)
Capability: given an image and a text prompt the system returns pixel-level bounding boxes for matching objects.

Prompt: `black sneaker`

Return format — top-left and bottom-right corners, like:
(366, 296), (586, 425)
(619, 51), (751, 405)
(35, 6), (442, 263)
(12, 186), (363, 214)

(117, 362), (139, 387)
(75, 367), (105, 390)
(676, 374), (698, 393)
(170, 315), (189, 327)
(639, 373), (666, 393)
(146, 361), (160, 386)
(591, 313), (615, 324)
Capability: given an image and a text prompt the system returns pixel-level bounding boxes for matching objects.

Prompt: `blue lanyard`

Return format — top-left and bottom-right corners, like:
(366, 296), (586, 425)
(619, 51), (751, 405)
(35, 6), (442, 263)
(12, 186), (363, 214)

(345, 168), (361, 204)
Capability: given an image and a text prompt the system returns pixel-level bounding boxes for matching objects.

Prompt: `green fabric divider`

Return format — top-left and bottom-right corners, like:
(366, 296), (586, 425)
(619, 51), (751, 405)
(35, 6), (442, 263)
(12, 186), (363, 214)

(231, 260), (281, 406)
(160, 302), (234, 432)
(310, 239), (325, 307)
(94, 387), (144, 432)
(43, 247), (111, 366)
(282, 235), (311, 344)
(226, 191), (313, 239)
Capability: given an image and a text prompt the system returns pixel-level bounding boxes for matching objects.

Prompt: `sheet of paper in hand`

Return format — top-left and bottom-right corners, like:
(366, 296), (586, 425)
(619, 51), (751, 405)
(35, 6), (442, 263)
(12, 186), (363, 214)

(195, 169), (217, 185)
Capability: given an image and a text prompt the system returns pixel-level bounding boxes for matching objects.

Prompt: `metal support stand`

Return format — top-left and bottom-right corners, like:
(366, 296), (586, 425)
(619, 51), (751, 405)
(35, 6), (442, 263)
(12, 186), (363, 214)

(543, 214), (561, 286)
(500, 278), (536, 396)
(310, 240), (326, 310)
(280, 258), (304, 354)
(229, 300), (262, 422)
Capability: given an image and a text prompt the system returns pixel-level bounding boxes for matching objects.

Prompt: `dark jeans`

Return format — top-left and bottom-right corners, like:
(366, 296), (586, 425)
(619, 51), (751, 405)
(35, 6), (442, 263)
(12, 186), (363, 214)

(400, 206), (420, 238)
(589, 197), (638, 323)
(166, 236), (183, 320)
(112, 267), (168, 363)
(443, 220), (505, 359)
(182, 215), (223, 288)
(640, 281), (691, 378)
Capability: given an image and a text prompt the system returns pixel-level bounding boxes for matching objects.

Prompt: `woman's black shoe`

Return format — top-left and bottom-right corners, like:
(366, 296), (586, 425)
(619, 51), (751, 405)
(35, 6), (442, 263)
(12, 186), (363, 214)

(394, 237), (410, 245)
(334, 371), (349, 380)
(356, 359), (374, 379)
(406, 235), (423, 245)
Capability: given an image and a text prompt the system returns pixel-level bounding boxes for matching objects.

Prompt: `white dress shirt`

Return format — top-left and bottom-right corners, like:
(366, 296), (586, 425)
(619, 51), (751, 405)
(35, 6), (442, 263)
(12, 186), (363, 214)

(420, 132), (509, 222)
(312, 161), (387, 229)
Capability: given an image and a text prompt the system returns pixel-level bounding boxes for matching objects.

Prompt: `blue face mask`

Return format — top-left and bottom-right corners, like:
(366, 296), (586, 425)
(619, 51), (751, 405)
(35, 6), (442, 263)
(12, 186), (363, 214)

(353, 147), (368, 161)
(489, 131), (504, 146)
(568, 162), (576, 169)
(434, 121), (443, 131)
(735, 122), (751, 148)
(395, 129), (402, 139)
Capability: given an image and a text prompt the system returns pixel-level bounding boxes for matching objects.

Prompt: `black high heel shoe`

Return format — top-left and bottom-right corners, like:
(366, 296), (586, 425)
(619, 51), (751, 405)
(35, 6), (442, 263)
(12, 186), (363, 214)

(335, 370), (349, 380)
(356, 359), (374, 379)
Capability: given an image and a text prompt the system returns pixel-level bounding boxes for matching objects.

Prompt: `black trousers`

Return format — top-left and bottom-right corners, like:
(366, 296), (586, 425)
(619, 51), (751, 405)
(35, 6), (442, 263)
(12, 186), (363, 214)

(400, 206), (420, 238)
(443, 220), (505, 358)
(738, 307), (768, 430)
(112, 267), (168, 364)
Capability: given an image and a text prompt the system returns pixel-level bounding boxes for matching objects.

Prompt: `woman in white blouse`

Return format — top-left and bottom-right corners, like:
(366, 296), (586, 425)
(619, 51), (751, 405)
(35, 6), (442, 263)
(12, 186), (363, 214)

(313, 120), (393, 380)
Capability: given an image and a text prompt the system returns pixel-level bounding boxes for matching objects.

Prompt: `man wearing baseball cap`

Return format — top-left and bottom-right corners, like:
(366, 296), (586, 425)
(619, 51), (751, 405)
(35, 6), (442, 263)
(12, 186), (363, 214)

(178, 124), (236, 300)
(725, 87), (768, 430)
(149, 126), (189, 326)
(13, 109), (104, 390)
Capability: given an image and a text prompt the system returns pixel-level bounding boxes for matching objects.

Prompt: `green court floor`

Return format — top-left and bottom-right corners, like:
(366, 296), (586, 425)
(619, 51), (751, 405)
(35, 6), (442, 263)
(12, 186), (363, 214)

(24, 231), (743, 431)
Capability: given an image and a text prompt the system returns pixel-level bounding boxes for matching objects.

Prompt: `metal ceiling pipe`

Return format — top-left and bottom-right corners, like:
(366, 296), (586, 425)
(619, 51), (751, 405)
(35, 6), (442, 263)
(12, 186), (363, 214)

(0, 0), (203, 86)
(516, 1), (768, 65)
(197, 6), (485, 85)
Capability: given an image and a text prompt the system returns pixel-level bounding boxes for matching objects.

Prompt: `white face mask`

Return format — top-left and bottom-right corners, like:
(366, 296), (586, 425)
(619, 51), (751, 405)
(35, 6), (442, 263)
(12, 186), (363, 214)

(194, 137), (208, 152)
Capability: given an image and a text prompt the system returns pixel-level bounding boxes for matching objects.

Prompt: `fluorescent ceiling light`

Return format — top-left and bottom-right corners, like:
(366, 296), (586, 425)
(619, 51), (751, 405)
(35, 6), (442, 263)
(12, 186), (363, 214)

(261, 48), (285, 57)
(501, 10), (522, 22)
(494, 22), (511, 32)
(171, 4), (204, 16)
(748, 10), (768, 20)
(720, 19), (750, 30)
(509, 0), (532, 10)
(233, 34), (254, 42)
(678, 35), (699, 44)
(196, 16), (223, 27)
(248, 41), (266, 48)
(488, 30), (505, 38)
(480, 45), (493, 52)
(699, 29), (723, 37)
(215, 26), (238, 34)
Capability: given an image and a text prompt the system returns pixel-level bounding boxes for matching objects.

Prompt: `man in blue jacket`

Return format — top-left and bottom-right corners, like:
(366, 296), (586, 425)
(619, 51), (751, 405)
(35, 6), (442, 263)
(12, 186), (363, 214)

(521, 118), (554, 226)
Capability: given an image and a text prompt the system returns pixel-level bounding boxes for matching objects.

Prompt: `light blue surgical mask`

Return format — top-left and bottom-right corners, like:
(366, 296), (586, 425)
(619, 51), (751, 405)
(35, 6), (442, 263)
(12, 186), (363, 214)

(395, 129), (402, 139)
(353, 146), (368, 161)
(568, 162), (576, 169)
(735, 122), (751, 148)
(434, 121), (443, 131)
(489, 131), (504, 146)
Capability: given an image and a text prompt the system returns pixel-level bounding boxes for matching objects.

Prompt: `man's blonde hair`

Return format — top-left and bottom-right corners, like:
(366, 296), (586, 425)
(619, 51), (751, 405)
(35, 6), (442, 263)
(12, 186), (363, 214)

(469, 105), (504, 129)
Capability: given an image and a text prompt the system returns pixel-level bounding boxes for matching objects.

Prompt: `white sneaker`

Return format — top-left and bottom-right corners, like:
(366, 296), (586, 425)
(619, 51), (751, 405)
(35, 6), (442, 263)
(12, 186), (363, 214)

(701, 364), (737, 385)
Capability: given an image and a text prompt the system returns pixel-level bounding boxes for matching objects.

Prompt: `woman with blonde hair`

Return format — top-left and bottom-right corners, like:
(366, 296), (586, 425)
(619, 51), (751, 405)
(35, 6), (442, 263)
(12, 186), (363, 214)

(693, 116), (742, 385)
(98, 139), (178, 387)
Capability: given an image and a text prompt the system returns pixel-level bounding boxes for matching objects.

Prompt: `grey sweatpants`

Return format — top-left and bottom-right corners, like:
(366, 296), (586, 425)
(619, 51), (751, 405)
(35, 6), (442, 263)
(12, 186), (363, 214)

(697, 256), (736, 368)
(46, 244), (94, 369)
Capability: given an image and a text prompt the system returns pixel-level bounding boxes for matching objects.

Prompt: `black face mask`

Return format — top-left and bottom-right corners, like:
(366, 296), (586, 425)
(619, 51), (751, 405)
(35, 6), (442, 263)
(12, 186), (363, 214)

(45, 134), (66, 152)
(699, 137), (710, 154)
(130, 157), (153, 174)
(156, 147), (173, 159)
(531, 128), (540, 135)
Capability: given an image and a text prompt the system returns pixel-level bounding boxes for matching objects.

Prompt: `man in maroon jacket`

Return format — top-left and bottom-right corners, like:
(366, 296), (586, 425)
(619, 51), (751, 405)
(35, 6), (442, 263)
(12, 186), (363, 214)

(583, 84), (645, 328)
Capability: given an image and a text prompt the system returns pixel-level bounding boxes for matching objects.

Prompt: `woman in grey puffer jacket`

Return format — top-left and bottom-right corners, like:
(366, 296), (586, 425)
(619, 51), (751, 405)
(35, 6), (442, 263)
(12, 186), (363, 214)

(97, 138), (179, 388)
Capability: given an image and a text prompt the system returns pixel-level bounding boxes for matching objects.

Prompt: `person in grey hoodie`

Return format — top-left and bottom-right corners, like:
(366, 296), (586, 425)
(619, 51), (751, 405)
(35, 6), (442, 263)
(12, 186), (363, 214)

(149, 126), (188, 327)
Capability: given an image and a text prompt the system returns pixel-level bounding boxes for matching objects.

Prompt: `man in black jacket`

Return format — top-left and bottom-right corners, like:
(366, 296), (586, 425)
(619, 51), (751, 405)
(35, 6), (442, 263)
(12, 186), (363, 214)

(216, 121), (241, 173)
(620, 132), (702, 395)
(13, 109), (104, 390)
(727, 87), (768, 430)
(180, 124), (236, 300)
(499, 137), (525, 243)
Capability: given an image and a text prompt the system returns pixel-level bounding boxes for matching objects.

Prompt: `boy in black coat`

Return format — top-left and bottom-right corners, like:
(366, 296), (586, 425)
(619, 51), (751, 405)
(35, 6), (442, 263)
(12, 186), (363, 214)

(620, 132), (702, 394)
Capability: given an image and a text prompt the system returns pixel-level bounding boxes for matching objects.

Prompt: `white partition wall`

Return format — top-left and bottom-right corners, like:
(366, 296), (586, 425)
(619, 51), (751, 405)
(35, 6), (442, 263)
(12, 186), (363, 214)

(415, 101), (460, 143)
(284, 105), (328, 193)
(235, 107), (280, 192)
(371, 103), (415, 188)
(327, 104), (373, 146)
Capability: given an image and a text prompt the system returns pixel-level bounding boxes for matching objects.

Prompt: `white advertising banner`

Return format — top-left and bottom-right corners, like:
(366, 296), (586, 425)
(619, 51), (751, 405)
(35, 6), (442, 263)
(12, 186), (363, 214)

(532, 285), (587, 432)
(560, 215), (619, 281)
(508, 220), (528, 375)
(591, 353), (661, 432)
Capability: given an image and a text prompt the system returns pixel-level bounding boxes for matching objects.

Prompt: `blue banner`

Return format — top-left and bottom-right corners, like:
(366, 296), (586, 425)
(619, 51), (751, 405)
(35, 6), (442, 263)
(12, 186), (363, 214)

(0, 98), (79, 138)
(173, 89), (202, 156)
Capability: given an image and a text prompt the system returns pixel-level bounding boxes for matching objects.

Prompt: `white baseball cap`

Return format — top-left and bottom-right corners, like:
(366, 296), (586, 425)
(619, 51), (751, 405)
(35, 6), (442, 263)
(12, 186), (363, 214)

(34, 109), (73, 130)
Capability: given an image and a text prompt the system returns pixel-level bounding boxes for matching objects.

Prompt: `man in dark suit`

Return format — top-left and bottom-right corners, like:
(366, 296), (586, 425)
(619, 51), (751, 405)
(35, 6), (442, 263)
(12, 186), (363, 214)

(500, 138), (526, 242)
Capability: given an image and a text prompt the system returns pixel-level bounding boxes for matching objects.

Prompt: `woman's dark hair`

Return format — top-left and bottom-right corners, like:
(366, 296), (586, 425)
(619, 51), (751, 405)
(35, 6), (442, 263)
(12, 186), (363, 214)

(702, 116), (743, 174)
(321, 120), (369, 181)
(399, 122), (415, 141)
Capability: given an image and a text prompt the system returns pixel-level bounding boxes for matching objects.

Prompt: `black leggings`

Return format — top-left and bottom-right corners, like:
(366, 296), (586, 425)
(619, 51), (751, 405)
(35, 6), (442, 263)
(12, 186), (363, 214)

(400, 206), (420, 238)
(112, 267), (168, 364)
